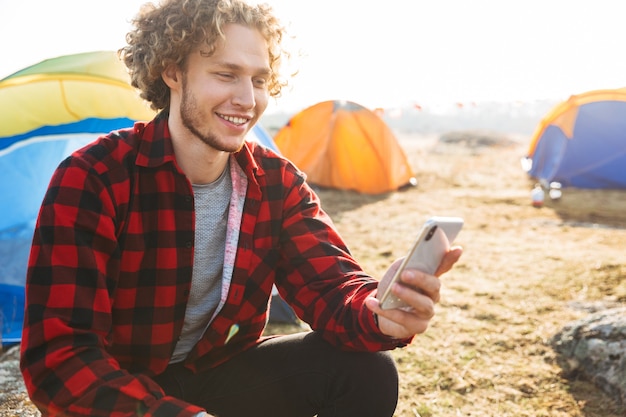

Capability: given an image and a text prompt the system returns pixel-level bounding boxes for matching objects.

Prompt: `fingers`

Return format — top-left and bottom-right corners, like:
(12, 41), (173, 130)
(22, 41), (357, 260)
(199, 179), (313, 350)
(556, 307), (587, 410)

(365, 296), (433, 338)
(377, 257), (406, 295)
(369, 247), (463, 339)
(398, 269), (441, 304)
(435, 245), (463, 277)
(367, 270), (441, 338)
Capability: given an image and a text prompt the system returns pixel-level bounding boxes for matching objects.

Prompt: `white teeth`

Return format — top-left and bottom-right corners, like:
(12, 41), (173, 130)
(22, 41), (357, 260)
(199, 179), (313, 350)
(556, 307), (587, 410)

(219, 114), (248, 125)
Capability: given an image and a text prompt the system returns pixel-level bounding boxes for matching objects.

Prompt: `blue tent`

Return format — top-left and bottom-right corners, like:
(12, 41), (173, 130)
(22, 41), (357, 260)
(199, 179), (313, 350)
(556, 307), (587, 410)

(249, 124), (279, 153)
(523, 89), (626, 189)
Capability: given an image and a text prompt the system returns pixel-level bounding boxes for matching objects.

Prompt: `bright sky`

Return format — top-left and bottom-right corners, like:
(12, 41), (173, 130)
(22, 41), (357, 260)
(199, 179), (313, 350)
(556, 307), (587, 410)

(2, 0), (626, 113)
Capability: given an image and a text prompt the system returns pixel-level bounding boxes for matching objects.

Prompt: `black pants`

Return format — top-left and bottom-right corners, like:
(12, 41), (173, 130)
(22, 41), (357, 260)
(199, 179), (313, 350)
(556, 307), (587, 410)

(153, 331), (399, 417)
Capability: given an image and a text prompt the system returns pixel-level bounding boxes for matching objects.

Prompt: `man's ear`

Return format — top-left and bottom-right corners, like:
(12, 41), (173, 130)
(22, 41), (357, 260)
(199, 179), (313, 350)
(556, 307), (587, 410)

(162, 64), (180, 89)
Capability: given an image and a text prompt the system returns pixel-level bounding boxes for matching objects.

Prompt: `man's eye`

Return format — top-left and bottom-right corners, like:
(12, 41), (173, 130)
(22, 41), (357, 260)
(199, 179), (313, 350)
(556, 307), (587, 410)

(217, 73), (234, 79)
(253, 78), (267, 87)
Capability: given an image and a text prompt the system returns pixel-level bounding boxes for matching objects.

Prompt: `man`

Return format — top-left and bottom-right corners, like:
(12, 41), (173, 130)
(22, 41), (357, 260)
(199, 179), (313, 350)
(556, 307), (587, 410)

(20, 0), (463, 416)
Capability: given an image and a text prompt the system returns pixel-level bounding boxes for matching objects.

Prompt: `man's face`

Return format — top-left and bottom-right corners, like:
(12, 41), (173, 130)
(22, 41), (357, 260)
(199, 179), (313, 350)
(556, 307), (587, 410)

(178, 23), (271, 153)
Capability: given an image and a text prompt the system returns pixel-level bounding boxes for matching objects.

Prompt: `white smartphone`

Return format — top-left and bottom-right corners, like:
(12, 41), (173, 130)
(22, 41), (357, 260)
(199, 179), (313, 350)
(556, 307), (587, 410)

(377, 216), (464, 310)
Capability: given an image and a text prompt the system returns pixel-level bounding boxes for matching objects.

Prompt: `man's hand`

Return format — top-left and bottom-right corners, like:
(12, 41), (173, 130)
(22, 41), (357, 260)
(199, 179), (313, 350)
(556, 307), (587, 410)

(365, 246), (463, 339)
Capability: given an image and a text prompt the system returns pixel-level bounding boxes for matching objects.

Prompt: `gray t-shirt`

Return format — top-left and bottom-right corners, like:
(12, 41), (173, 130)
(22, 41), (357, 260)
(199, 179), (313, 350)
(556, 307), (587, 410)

(170, 165), (232, 363)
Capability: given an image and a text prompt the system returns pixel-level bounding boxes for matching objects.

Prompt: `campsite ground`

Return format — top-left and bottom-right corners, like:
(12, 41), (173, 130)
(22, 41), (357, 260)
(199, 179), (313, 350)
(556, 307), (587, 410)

(270, 131), (626, 417)
(2, 130), (626, 416)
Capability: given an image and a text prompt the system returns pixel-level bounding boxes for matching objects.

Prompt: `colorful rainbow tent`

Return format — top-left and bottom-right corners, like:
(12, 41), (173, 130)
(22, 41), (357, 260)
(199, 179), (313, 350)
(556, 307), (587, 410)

(0, 51), (290, 345)
(274, 100), (415, 194)
(523, 88), (626, 189)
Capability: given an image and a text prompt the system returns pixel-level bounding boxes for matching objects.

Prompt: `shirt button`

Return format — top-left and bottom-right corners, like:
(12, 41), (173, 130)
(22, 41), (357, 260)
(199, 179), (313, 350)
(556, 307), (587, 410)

(185, 241), (192, 248)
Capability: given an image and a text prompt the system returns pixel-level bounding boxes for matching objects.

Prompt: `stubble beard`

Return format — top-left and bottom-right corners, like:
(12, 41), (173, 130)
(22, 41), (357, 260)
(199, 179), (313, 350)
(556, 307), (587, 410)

(180, 77), (245, 153)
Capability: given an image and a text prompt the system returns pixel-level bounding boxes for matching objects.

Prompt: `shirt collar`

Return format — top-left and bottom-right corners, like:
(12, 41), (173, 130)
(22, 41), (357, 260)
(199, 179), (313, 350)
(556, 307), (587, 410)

(134, 110), (177, 168)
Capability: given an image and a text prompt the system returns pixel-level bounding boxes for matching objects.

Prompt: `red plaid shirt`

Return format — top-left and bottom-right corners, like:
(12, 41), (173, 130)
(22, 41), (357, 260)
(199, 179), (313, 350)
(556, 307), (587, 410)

(20, 111), (409, 417)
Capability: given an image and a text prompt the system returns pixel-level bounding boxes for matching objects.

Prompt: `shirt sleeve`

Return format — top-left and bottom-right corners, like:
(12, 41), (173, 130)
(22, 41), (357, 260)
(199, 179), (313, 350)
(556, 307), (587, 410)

(20, 155), (203, 417)
(274, 168), (412, 351)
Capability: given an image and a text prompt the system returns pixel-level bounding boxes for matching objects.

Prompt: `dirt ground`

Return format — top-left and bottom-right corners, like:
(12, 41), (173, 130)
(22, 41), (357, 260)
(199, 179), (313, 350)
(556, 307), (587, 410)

(2, 131), (625, 416)
(301, 132), (626, 417)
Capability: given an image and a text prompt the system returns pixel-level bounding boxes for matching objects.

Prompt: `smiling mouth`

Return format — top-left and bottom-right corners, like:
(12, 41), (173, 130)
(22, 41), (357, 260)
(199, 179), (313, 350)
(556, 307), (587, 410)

(218, 113), (249, 126)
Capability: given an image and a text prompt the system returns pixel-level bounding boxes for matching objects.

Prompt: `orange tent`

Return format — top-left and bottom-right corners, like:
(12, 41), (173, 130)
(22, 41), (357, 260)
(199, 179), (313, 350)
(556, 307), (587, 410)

(274, 100), (415, 194)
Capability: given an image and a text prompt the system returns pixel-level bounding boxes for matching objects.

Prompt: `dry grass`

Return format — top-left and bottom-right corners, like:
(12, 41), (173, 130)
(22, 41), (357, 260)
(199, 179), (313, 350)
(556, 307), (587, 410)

(270, 132), (626, 416)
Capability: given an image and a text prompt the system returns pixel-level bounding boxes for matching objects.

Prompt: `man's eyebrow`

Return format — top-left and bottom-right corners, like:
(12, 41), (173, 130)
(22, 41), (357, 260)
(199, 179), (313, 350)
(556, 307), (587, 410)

(213, 61), (271, 75)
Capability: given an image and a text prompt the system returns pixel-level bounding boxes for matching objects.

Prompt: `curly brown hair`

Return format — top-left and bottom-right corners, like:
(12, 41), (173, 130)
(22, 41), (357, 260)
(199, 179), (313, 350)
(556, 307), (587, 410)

(118, 0), (288, 111)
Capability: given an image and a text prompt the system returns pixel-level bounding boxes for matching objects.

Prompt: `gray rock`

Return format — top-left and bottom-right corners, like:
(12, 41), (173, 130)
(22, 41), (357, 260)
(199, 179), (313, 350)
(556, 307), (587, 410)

(550, 306), (626, 405)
